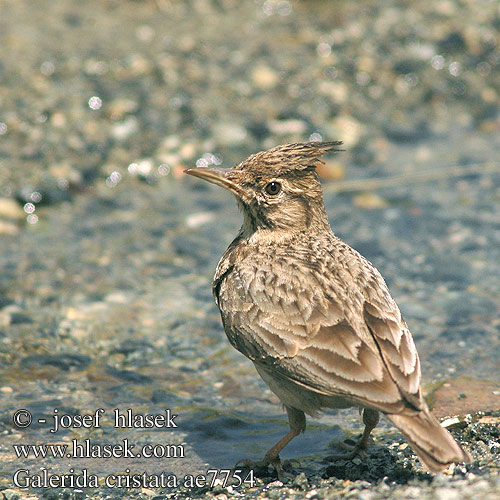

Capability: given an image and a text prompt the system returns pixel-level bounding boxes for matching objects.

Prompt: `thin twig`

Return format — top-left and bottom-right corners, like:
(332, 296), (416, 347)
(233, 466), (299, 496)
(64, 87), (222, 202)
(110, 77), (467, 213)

(324, 162), (500, 193)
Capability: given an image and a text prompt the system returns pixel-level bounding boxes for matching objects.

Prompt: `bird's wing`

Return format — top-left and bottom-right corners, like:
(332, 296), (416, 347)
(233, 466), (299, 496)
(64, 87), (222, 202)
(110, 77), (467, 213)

(217, 252), (423, 415)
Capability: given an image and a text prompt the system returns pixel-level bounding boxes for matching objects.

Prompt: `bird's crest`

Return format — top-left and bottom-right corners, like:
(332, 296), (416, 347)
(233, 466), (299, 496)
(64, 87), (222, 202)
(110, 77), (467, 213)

(234, 141), (343, 175)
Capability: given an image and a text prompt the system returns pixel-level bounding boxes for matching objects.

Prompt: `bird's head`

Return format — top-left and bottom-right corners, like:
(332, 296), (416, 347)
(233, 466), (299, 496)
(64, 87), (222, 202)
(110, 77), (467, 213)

(185, 141), (342, 235)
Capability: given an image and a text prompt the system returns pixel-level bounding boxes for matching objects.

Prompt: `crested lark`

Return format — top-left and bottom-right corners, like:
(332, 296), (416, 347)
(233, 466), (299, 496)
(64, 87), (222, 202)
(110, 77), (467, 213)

(185, 142), (471, 474)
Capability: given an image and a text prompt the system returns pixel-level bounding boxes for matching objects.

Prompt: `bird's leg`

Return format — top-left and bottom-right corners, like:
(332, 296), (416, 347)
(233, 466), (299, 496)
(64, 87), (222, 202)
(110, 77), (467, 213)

(358, 408), (380, 450)
(237, 406), (306, 479)
(263, 406), (306, 465)
(329, 408), (380, 460)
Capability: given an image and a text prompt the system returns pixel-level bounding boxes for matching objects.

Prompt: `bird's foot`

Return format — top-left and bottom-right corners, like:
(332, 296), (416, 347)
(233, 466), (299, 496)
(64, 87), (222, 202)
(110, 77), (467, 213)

(326, 439), (370, 462)
(235, 456), (294, 481)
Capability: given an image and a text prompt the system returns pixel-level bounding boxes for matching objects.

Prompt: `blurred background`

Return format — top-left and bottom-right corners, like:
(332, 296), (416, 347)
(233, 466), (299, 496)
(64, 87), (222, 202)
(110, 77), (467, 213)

(0, 0), (499, 495)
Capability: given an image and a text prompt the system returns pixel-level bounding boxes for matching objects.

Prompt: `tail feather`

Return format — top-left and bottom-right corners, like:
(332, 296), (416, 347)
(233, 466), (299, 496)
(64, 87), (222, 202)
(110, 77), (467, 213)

(387, 410), (471, 472)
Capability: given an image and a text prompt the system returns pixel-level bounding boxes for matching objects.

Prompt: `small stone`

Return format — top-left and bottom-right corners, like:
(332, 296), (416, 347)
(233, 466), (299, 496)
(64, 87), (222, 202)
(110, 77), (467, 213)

(353, 192), (388, 209)
(316, 160), (345, 180)
(0, 198), (24, 220)
(111, 116), (138, 140)
(160, 135), (181, 151)
(158, 153), (181, 168)
(267, 489), (281, 500)
(105, 292), (131, 304)
(2, 489), (21, 500)
(10, 312), (33, 324)
(481, 87), (497, 103)
(438, 32), (466, 53)
(50, 111), (67, 128)
(128, 158), (154, 176)
(65, 307), (85, 320)
(329, 115), (363, 147)
(478, 120), (499, 133)
(292, 472), (308, 488)
(268, 119), (307, 136)
(478, 416), (500, 424)
(129, 54), (152, 75)
(49, 162), (83, 187)
(22, 353), (91, 371)
(318, 81), (348, 104)
(185, 211), (215, 228)
(252, 65), (279, 89)
(213, 123), (248, 146)
(0, 488), (25, 500)
(441, 417), (463, 429)
(107, 98), (138, 120)
(180, 142), (197, 159)
(0, 220), (19, 235)
(435, 487), (460, 500)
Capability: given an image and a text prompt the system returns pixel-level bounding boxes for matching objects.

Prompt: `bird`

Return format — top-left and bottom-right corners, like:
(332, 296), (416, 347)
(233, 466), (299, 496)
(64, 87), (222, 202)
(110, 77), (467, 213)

(185, 141), (471, 475)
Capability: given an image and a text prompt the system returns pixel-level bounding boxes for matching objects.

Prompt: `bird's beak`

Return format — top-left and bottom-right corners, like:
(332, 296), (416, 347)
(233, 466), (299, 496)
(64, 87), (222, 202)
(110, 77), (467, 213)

(184, 167), (244, 197)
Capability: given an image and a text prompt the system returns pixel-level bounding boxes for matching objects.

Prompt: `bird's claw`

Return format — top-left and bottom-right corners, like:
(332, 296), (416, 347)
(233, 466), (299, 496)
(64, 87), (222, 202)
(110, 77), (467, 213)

(326, 440), (369, 462)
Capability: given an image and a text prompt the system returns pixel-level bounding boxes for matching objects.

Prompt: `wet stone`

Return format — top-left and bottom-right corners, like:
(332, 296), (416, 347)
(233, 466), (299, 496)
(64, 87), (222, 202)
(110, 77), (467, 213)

(0, 198), (24, 220)
(8, 312), (33, 325)
(438, 32), (467, 53)
(105, 366), (153, 384)
(111, 339), (154, 356)
(21, 353), (91, 371)
(151, 389), (176, 404)
(383, 122), (431, 144)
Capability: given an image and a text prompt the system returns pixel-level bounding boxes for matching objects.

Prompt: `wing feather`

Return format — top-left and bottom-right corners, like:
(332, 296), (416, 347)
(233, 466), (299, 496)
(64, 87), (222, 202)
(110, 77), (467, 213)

(216, 242), (424, 414)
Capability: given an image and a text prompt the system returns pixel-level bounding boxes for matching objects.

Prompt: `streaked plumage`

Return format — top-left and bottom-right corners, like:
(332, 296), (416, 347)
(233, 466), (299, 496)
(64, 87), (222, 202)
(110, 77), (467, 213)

(185, 142), (471, 473)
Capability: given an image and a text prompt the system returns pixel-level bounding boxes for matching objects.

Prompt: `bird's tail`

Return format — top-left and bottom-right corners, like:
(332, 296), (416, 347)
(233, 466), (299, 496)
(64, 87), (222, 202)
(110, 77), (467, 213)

(386, 410), (471, 472)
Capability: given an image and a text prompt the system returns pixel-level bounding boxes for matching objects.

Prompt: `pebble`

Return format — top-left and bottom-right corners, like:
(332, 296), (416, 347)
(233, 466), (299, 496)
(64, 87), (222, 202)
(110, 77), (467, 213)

(0, 220), (19, 235)
(161, 135), (182, 152)
(316, 160), (345, 181)
(48, 162), (83, 187)
(318, 81), (348, 104)
(107, 98), (139, 120)
(111, 116), (139, 140)
(435, 487), (460, 500)
(252, 65), (280, 89)
(22, 353), (91, 371)
(329, 115), (363, 147)
(353, 192), (388, 209)
(213, 123), (248, 145)
(185, 211), (216, 228)
(268, 119), (308, 136)
(180, 142), (197, 159)
(0, 198), (24, 220)
(105, 291), (132, 304)
(1, 490), (21, 500)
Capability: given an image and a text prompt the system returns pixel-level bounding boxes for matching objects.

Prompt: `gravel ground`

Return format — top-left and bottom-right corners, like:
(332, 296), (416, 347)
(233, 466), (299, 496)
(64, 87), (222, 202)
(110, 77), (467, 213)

(0, 0), (499, 499)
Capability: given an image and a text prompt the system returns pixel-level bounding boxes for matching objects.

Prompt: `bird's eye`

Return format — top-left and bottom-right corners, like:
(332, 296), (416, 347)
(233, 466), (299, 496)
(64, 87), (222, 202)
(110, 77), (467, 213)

(265, 181), (281, 196)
